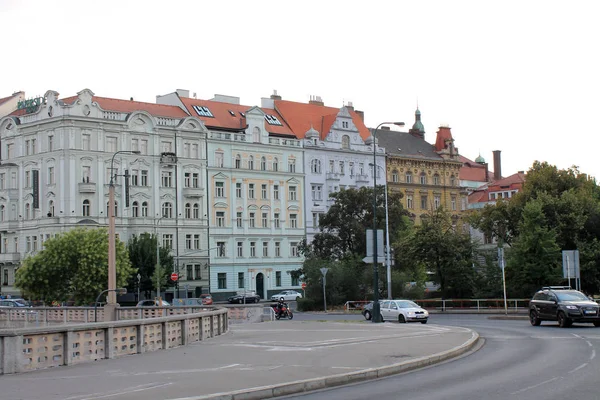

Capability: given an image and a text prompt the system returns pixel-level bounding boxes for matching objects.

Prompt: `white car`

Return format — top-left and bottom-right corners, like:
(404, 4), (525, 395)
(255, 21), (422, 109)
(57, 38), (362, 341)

(271, 290), (303, 301)
(380, 300), (429, 324)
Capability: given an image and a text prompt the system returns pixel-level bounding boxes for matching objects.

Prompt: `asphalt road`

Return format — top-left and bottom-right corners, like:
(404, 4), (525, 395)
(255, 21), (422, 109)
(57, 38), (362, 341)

(278, 313), (600, 400)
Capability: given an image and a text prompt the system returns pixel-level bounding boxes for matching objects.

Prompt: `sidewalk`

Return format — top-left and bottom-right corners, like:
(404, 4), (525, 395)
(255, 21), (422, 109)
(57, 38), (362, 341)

(0, 320), (478, 400)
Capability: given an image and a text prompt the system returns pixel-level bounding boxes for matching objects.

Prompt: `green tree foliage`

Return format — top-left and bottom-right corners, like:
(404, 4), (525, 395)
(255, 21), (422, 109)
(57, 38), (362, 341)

(127, 233), (174, 299)
(15, 228), (135, 305)
(505, 200), (561, 297)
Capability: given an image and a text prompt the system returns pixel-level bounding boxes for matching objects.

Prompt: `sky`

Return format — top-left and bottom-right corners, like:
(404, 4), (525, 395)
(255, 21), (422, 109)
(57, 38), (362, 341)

(2, 0), (600, 179)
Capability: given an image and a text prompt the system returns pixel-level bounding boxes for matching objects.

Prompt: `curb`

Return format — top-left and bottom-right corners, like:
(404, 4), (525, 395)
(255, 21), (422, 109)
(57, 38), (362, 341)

(176, 330), (480, 400)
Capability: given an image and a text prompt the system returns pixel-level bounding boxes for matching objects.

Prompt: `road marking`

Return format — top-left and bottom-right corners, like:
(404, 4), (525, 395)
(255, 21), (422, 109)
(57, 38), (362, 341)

(65, 383), (172, 400)
(511, 377), (560, 395)
(568, 363), (588, 373)
(127, 364), (241, 376)
(591, 349), (596, 360)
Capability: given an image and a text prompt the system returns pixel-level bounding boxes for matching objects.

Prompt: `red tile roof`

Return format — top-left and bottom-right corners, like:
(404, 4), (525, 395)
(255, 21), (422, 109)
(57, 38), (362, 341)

(434, 126), (454, 152)
(178, 97), (294, 136)
(0, 95), (14, 107)
(459, 155), (491, 182)
(60, 96), (189, 118)
(468, 189), (489, 204)
(488, 172), (526, 191)
(274, 100), (371, 140)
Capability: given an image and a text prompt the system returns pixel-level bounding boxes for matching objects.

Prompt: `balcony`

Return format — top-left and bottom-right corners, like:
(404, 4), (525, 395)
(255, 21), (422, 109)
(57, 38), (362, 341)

(182, 187), (205, 198)
(0, 253), (20, 263)
(78, 181), (97, 193)
(355, 174), (370, 183)
(326, 172), (340, 181)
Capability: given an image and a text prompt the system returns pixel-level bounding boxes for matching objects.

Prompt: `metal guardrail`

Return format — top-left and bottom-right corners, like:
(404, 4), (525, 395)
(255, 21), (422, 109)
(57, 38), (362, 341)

(344, 299), (531, 313)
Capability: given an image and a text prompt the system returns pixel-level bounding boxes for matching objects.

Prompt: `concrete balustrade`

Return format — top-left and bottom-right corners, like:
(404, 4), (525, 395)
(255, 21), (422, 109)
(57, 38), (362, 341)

(0, 307), (228, 375)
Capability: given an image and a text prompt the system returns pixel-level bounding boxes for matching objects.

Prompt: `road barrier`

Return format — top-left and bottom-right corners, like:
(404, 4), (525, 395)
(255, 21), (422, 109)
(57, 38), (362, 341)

(344, 299), (530, 313)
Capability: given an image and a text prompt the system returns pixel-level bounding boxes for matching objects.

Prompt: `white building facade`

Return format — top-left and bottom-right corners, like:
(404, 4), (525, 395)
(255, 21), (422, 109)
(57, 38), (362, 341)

(0, 89), (209, 298)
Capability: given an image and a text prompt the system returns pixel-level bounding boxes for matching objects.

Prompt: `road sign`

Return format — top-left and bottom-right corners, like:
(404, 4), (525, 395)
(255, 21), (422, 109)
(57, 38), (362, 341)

(301, 282), (307, 289)
(320, 268), (329, 276)
(171, 272), (179, 281)
(366, 229), (385, 258)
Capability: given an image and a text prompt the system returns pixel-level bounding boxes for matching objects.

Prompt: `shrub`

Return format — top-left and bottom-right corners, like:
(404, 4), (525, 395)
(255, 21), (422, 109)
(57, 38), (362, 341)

(296, 297), (319, 311)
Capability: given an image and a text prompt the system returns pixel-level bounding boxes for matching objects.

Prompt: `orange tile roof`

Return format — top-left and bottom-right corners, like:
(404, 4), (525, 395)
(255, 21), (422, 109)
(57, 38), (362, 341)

(178, 97), (294, 136)
(488, 172), (526, 190)
(434, 126), (454, 151)
(468, 189), (489, 204)
(274, 100), (371, 140)
(459, 155), (490, 182)
(61, 95), (188, 118)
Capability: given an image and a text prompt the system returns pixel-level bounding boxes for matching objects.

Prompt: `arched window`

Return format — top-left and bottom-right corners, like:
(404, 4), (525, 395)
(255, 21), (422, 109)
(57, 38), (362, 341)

(0, 205), (4, 221)
(132, 201), (139, 217)
(253, 126), (261, 142)
(185, 203), (191, 218)
(11, 204), (16, 220)
(433, 174), (440, 185)
(141, 201), (148, 217)
(83, 199), (91, 217)
(235, 154), (241, 169)
(48, 200), (55, 217)
(273, 157), (279, 172)
(405, 171), (413, 183)
(420, 172), (427, 185)
(162, 202), (173, 218)
(248, 155), (254, 170)
(341, 135), (350, 149)
(392, 170), (399, 183)
(450, 175), (456, 186)
(25, 203), (30, 220)
(261, 157), (267, 171)
(311, 159), (321, 174)
(106, 201), (117, 217)
(193, 203), (200, 219)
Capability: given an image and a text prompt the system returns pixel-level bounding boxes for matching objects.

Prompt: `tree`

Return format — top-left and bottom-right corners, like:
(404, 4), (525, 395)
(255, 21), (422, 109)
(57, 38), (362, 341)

(127, 233), (174, 299)
(15, 228), (135, 305)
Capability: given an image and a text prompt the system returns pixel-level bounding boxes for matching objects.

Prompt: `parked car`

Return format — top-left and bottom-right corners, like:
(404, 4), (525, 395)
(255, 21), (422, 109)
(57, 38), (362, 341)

(228, 291), (261, 304)
(529, 286), (600, 328)
(270, 290), (303, 301)
(136, 299), (170, 307)
(362, 301), (379, 321)
(200, 294), (213, 305)
(0, 298), (31, 308)
(378, 300), (428, 324)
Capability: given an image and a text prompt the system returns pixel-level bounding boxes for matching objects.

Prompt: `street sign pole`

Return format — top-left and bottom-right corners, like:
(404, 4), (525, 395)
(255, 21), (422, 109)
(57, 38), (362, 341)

(320, 268), (329, 313)
(499, 247), (508, 315)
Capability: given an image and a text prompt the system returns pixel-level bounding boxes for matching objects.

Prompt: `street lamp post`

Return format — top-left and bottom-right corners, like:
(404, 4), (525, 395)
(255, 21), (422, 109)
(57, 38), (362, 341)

(155, 216), (165, 301)
(370, 163), (393, 300)
(107, 150), (140, 313)
(371, 122), (404, 323)
(136, 273), (141, 302)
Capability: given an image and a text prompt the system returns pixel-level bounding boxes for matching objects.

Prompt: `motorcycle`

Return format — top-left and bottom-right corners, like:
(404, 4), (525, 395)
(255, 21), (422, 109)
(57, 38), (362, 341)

(273, 301), (293, 320)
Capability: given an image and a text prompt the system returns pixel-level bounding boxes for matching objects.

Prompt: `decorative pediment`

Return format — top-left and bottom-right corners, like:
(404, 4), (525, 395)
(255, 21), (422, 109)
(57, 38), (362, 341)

(178, 117), (207, 132)
(80, 156), (94, 163)
(287, 205), (300, 211)
(131, 192), (151, 199)
(260, 205), (271, 210)
(183, 164), (202, 171)
(287, 177), (300, 184)
(213, 172), (229, 180)
(45, 191), (56, 198)
(131, 157), (151, 167)
(160, 193), (176, 201)
(214, 202), (228, 208)
(246, 106), (265, 116)
(23, 161), (39, 168)
(0, 117), (19, 137)
(126, 111), (155, 132)
(247, 204), (258, 210)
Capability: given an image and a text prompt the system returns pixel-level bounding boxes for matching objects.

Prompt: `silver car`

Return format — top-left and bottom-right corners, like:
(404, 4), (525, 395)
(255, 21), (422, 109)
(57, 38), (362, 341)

(380, 300), (429, 324)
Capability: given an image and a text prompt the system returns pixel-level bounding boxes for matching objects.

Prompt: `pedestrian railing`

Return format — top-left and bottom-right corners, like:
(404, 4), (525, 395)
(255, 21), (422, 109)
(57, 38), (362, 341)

(343, 299), (530, 313)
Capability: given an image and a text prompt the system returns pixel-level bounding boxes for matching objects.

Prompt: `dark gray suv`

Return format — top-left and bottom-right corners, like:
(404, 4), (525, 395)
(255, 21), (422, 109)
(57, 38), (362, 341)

(529, 286), (600, 328)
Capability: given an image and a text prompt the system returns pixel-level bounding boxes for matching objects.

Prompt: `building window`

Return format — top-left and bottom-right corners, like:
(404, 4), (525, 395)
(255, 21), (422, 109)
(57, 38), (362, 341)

(275, 242), (281, 257)
(261, 157), (267, 171)
(349, 162), (355, 176)
(420, 173), (427, 185)
(142, 201), (148, 217)
(274, 213), (280, 228)
(132, 138), (139, 152)
(235, 154), (241, 169)
(339, 161), (345, 175)
(329, 160), (335, 173)
(433, 174), (440, 185)
(236, 212), (243, 228)
(434, 195), (441, 209)
(249, 212), (255, 228)
(250, 242), (256, 257)
(248, 156), (254, 170)
(288, 159), (296, 172)
(140, 140), (148, 155)
(290, 213), (298, 228)
(186, 264), (193, 280)
(48, 167), (55, 185)
(238, 272), (245, 288)
(161, 171), (173, 187)
(312, 212), (320, 227)
(218, 273), (227, 289)
(262, 212), (268, 227)
(106, 137), (117, 153)
(215, 152), (224, 168)
(248, 184), (255, 199)
(451, 196), (457, 211)
(273, 157), (279, 172)
(311, 185), (322, 201)
(406, 195), (413, 209)
(0, 205), (4, 221)
(236, 182), (242, 198)
(421, 195), (428, 210)
(25, 171), (31, 188)
(292, 275), (299, 286)
(3, 269), (8, 285)
(311, 159), (321, 174)
(406, 171), (413, 183)
(132, 201), (139, 217)
(162, 202), (173, 218)
(216, 211), (225, 227)
(217, 242), (226, 257)
(0, 173), (4, 189)
(48, 135), (54, 152)
(261, 184), (268, 199)
(141, 170), (148, 186)
(253, 127), (261, 142)
(262, 241), (269, 257)
(106, 201), (118, 217)
(392, 170), (399, 183)
(237, 241), (244, 257)
(341, 135), (350, 149)
(273, 185), (279, 200)
(185, 203), (191, 218)
(290, 242), (299, 257)
(288, 186), (297, 201)
(81, 166), (91, 183)
(186, 234), (192, 250)
(276, 271), (282, 287)
(162, 234), (173, 249)
(82, 134), (90, 151)
(194, 264), (201, 280)
(215, 182), (225, 197)
(450, 175), (456, 186)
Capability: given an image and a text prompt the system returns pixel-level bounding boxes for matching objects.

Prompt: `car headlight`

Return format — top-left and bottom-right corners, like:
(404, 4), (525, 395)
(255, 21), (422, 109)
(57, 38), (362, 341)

(565, 305), (578, 310)
(407, 312), (415, 316)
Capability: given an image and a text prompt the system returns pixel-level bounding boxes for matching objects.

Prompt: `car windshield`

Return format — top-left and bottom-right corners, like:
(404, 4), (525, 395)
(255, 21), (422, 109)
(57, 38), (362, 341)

(556, 291), (589, 302)
(397, 301), (420, 309)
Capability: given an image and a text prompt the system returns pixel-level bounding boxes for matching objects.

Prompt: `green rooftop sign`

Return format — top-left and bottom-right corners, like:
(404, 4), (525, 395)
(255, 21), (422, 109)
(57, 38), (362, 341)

(17, 97), (43, 113)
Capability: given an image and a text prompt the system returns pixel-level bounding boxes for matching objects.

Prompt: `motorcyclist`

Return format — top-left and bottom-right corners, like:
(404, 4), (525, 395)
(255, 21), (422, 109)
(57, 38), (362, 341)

(276, 298), (286, 317)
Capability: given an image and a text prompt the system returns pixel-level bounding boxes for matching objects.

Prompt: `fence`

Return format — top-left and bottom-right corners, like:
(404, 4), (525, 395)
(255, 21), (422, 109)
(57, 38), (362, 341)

(344, 299), (530, 313)
(0, 307), (228, 375)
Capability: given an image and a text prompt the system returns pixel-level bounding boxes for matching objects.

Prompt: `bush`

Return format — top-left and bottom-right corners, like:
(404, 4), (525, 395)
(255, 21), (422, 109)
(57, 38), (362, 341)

(296, 297), (319, 312)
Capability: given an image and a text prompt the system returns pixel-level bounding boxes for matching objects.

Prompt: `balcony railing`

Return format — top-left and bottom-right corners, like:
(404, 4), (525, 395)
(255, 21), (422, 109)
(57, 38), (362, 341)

(78, 181), (97, 193)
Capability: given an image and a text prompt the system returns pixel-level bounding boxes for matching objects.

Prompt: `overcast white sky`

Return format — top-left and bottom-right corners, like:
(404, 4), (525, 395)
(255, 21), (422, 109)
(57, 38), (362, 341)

(2, 0), (599, 178)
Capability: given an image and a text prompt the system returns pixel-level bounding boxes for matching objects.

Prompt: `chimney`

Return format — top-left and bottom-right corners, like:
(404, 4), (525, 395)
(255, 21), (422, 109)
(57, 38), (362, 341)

(493, 150), (502, 180)
(484, 163), (489, 182)
(270, 89), (282, 101)
(309, 95), (324, 106)
(346, 101), (354, 111)
(176, 89), (190, 98)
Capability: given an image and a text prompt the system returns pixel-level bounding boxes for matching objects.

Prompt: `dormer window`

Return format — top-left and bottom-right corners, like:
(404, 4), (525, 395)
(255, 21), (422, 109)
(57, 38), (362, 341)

(342, 121), (349, 129)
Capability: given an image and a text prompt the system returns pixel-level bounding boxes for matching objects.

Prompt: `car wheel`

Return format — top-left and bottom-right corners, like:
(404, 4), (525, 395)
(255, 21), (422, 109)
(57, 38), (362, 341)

(295, 296), (300, 301)
(529, 310), (542, 326)
(398, 314), (407, 323)
(594, 322), (600, 327)
(421, 320), (427, 324)
(364, 310), (372, 321)
(558, 311), (572, 328)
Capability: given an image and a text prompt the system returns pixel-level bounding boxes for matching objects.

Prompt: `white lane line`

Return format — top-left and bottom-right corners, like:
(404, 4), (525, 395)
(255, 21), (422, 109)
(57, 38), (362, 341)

(66, 383), (172, 400)
(568, 363), (588, 374)
(128, 364), (241, 376)
(511, 377), (560, 395)
(591, 349), (596, 360)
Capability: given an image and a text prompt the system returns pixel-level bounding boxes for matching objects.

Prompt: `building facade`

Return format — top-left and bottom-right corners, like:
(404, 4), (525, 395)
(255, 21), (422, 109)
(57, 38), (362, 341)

(0, 89), (210, 298)
(157, 90), (305, 301)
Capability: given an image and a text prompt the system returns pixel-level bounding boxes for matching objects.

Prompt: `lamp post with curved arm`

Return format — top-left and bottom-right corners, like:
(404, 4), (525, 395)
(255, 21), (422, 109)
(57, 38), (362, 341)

(370, 162), (392, 300)
(154, 215), (166, 300)
(107, 150), (140, 308)
(371, 122), (404, 323)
